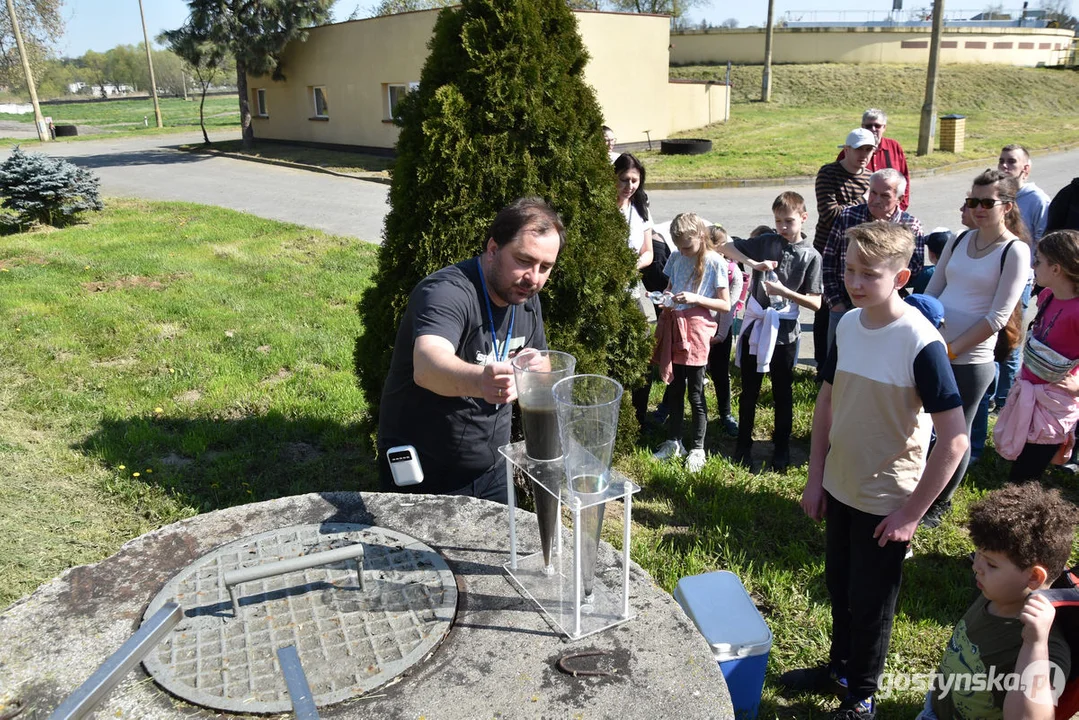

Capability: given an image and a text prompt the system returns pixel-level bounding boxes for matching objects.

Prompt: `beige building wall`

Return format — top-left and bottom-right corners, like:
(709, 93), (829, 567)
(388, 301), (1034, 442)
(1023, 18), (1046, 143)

(248, 10), (436, 149)
(670, 26), (1075, 67)
(667, 80), (729, 133)
(248, 9), (730, 151)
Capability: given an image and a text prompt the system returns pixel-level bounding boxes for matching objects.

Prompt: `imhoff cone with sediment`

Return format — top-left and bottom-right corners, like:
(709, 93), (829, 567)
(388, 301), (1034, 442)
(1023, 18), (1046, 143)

(552, 374), (623, 608)
(513, 350), (576, 573)
(531, 463), (561, 573)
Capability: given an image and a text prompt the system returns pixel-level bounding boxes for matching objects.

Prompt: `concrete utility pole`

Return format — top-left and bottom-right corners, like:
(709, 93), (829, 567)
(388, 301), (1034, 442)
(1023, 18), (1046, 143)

(5, 0), (48, 142)
(138, 0), (163, 128)
(917, 0), (945, 156)
(762, 0), (776, 102)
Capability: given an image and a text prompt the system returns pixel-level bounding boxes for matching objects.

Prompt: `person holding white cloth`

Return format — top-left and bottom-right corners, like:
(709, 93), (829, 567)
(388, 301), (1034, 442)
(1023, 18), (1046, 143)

(719, 191), (823, 472)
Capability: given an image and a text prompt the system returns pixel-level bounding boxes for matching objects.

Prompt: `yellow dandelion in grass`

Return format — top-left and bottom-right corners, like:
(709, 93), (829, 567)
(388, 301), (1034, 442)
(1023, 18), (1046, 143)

(1, 268), (8, 272)
(154, 407), (164, 414)
(146, 468), (152, 473)
(168, 368), (175, 374)
(132, 472), (140, 478)
(118, 465), (126, 470)
(84, 265), (90, 270)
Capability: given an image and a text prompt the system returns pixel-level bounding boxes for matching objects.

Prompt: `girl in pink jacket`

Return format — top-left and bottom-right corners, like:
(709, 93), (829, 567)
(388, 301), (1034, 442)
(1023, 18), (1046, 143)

(994, 230), (1079, 481)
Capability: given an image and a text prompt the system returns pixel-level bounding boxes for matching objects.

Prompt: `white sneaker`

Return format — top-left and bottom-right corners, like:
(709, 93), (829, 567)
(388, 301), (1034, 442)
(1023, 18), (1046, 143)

(686, 449), (707, 473)
(653, 440), (686, 461)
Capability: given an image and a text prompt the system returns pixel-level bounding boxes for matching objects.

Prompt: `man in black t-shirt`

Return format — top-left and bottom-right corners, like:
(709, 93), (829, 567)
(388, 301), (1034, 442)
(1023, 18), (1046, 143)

(377, 197), (565, 503)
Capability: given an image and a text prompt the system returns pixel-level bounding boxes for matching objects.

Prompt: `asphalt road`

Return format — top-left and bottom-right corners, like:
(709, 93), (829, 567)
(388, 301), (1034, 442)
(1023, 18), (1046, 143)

(648, 148), (1079, 238)
(3, 131), (391, 243)
(12, 131), (1079, 244)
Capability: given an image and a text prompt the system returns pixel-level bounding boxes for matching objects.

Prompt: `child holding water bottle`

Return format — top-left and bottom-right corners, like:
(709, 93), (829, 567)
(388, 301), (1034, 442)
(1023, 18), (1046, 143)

(717, 192), (823, 471)
(652, 213), (731, 473)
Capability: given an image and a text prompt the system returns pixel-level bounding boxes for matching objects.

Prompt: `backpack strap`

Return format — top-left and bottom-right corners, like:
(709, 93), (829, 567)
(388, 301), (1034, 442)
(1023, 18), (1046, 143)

(999, 239), (1018, 274)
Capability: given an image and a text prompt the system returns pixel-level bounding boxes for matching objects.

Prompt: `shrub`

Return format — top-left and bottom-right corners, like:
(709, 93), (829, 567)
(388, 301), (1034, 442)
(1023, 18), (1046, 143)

(355, 0), (651, 445)
(0, 146), (103, 229)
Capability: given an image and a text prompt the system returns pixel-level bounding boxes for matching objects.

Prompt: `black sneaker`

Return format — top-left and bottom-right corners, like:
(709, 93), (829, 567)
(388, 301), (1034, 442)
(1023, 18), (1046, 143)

(771, 449), (791, 473)
(776, 665), (847, 697)
(720, 414), (739, 437)
(920, 500), (951, 529)
(731, 445), (752, 468)
(832, 695), (875, 719)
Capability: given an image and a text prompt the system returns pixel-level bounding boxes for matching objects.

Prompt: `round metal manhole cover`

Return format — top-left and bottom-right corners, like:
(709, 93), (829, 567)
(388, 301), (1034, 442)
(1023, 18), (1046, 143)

(142, 522), (457, 714)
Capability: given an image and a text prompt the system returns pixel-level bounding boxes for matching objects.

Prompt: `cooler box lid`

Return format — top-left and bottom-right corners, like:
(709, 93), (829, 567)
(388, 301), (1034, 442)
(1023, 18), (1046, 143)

(673, 570), (773, 662)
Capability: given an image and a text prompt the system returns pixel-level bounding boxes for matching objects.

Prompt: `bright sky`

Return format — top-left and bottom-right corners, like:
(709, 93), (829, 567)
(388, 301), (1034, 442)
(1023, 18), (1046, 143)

(57, 0), (1067, 57)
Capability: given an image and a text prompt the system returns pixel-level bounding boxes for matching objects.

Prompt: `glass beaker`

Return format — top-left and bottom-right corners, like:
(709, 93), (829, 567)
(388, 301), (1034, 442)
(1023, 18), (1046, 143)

(551, 374), (623, 608)
(512, 350), (576, 573)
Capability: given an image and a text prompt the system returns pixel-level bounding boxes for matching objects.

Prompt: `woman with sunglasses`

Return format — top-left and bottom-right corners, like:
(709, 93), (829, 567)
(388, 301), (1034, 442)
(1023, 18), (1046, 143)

(921, 169), (1031, 527)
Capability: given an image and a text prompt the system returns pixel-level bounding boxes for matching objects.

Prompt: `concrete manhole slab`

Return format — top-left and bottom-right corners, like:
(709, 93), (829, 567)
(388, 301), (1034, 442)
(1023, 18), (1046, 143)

(142, 522), (456, 714)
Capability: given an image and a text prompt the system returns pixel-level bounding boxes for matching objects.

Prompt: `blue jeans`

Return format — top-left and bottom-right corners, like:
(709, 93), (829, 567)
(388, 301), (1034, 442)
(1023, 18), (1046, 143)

(916, 690), (939, 719)
(826, 307), (847, 358)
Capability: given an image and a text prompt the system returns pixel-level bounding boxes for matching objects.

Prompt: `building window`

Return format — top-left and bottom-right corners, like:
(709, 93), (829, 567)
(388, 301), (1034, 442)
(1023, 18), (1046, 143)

(312, 86), (329, 118)
(255, 88), (267, 117)
(386, 84), (408, 120)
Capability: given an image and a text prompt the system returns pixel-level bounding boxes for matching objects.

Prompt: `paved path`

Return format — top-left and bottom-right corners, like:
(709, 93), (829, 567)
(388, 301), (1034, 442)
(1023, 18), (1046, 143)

(649, 148), (1079, 237)
(3, 131), (391, 243)
(11, 132), (1079, 245)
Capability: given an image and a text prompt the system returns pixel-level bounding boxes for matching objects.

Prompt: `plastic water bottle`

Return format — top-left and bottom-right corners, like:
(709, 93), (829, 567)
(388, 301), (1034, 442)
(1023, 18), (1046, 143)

(764, 270), (785, 308)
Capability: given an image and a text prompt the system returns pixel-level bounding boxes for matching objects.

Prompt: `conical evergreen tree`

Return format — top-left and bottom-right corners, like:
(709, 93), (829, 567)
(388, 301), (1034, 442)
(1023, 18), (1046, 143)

(355, 0), (651, 439)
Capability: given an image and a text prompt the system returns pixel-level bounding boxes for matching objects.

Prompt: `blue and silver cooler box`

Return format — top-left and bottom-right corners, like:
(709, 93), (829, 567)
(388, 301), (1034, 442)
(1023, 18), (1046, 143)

(674, 570), (773, 720)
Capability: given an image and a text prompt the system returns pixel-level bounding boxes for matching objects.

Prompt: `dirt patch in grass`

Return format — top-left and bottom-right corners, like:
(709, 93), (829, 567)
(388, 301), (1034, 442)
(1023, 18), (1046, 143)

(82, 276), (169, 292)
(259, 368), (292, 386)
(0, 254), (50, 269)
(159, 452), (194, 468)
(281, 442), (322, 463)
(92, 357), (137, 368)
(174, 389), (202, 403)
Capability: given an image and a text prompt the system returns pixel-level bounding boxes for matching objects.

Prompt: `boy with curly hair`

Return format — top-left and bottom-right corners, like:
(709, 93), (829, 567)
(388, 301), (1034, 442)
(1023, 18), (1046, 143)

(923, 484), (1076, 719)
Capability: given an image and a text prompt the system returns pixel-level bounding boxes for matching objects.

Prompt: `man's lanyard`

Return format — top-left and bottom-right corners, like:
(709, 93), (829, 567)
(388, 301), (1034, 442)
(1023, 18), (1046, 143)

(476, 257), (515, 363)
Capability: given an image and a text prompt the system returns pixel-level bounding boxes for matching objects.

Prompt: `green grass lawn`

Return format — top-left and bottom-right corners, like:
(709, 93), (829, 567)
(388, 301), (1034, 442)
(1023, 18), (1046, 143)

(0, 95), (240, 143)
(2, 200), (1078, 719)
(651, 64), (1079, 181)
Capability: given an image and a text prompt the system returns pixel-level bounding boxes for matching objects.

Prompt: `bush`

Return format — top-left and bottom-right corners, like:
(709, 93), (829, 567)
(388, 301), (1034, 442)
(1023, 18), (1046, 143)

(355, 0), (652, 445)
(0, 146), (103, 229)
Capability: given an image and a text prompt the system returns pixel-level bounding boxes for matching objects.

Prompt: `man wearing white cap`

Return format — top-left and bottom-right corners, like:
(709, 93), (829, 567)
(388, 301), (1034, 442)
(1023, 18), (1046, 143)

(810, 128), (876, 374)
(837, 109), (911, 211)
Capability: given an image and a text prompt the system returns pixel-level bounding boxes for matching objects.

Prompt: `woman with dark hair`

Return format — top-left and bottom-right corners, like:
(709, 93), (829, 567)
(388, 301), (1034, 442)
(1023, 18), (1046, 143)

(922, 169), (1031, 527)
(614, 153), (654, 273)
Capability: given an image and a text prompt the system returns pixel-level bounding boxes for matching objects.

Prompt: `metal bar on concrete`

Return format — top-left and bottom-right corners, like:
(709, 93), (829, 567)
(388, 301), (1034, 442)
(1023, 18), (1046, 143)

(276, 645), (320, 720)
(48, 602), (182, 720)
(506, 455), (517, 571)
(225, 544), (366, 615)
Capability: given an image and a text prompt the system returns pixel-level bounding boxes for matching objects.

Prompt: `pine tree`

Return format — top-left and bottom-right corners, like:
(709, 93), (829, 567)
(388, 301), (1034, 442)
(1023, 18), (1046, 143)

(355, 0), (651, 441)
(166, 0), (334, 149)
(0, 146), (102, 229)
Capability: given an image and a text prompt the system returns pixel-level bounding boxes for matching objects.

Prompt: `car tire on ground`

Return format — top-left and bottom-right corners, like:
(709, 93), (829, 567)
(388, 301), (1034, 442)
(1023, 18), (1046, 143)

(660, 138), (712, 155)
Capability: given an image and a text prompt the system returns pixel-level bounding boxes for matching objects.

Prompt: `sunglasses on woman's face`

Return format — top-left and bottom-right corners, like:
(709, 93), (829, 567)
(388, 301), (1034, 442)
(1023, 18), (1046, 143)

(964, 197), (1006, 209)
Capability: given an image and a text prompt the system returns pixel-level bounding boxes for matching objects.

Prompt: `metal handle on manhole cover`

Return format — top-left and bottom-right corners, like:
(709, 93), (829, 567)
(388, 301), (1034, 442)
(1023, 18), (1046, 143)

(48, 603), (183, 720)
(277, 645), (320, 719)
(224, 544), (367, 616)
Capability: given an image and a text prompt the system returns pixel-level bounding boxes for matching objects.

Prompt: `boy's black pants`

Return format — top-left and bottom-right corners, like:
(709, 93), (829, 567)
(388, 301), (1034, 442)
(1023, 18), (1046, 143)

(707, 331), (734, 418)
(737, 335), (797, 454)
(825, 493), (908, 701)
